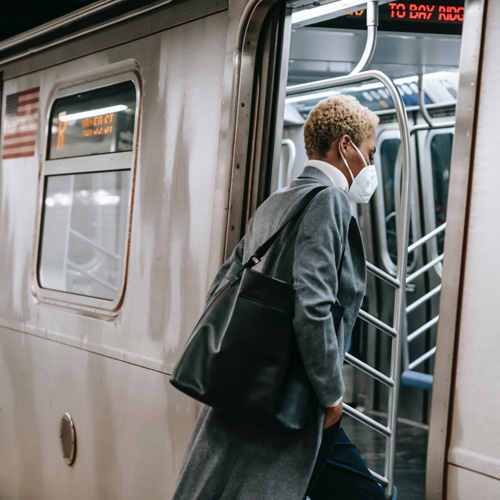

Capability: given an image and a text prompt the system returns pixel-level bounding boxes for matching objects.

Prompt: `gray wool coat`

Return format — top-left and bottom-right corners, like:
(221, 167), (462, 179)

(171, 167), (367, 500)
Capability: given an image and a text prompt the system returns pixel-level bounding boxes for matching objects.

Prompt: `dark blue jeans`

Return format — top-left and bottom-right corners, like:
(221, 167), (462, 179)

(305, 420), (386, 499)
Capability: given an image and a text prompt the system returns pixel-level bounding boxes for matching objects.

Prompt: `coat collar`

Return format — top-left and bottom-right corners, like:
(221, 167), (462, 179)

(296, 165), (336, 187)
(304, 160), (349, 192)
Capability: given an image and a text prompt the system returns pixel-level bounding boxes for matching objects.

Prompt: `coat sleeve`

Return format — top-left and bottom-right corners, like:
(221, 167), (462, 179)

(205, 235), (246, 302)
(292, 188), (351, 407)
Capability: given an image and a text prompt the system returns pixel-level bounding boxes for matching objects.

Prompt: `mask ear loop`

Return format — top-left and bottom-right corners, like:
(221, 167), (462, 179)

(350, 141), (369, 168)
(339, 141), (355, 184)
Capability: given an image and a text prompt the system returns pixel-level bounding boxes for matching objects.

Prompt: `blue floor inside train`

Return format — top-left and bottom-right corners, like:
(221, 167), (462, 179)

(341, 411), (428, 500)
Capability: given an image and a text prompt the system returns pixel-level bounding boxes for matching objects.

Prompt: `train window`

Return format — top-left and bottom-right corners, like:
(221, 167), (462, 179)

(430, 132), (452, 254)
(380, 137), (401, 263)
(47, 81), (136, 160)
(376, 134), (416, 272)
(33, 71), (140, 315)
(38, 170), (130, 300)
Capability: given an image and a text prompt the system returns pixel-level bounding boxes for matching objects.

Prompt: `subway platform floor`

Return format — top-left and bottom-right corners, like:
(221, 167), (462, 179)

(341, 411), (428, 500)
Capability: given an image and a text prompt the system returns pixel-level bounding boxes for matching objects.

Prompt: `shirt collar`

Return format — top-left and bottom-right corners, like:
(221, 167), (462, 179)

(304, 159), (349, 193)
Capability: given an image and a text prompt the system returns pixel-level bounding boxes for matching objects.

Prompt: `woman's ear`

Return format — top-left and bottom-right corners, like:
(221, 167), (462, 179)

(339, 134), (351, 154)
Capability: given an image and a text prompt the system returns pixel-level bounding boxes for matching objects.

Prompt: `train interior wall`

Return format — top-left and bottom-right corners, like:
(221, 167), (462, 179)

(272, 6), (464, 498)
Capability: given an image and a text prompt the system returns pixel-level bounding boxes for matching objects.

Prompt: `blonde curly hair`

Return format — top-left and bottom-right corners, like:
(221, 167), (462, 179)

(304, 95), (379, 158)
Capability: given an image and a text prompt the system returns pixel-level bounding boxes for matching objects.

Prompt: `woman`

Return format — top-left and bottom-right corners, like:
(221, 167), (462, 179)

(172, 95), (386, 499)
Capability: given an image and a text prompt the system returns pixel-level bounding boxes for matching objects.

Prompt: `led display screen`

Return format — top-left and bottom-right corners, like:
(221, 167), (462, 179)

(47, 81), (136, 160)
(314, 0), (464, 35)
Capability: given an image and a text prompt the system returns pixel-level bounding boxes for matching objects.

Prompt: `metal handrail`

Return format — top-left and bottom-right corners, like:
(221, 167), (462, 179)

(358, 309), (398, 338)
(350, 1), (379, 75)
(367, 261), (401, 289)
(406, 285), (441, 314)
(407, 316), (439, 343)
(343, 403), (392, 438)
(408, 347), (437, 370)
(345, 353), (395, 387)
(407, 254), (444, 283)
(410, 121), (455, 136)
(408, 223), (447, 254)
(403, 223), (444, 380)
(281, 139), (296, 187)
(287, 68), (411, 500)
(419, 74), (436, 129)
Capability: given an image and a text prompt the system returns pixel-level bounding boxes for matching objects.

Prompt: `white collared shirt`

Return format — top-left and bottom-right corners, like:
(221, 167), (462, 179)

(305, 159), (347, 409)
(305, 159), (349, 193)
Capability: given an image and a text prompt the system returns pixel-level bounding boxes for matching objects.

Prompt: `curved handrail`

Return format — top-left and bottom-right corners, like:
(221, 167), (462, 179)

(281, 139), (296, 187)
(350, 1), (379, 75)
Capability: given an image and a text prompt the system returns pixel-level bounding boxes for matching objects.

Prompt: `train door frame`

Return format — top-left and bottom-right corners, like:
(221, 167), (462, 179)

(0, 72), (2, 156)
(426, 0), (488, 497)
(227, 2), (414, 495)
(223, 0), (290, 258)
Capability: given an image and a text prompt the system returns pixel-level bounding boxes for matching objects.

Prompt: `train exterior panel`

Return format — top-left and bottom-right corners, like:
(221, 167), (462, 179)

(1, 0), (500, 498)
(0, 1), (260, 497)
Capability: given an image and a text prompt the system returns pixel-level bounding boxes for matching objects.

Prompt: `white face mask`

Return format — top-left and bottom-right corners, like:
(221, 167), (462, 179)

(339, 140), (378, 204)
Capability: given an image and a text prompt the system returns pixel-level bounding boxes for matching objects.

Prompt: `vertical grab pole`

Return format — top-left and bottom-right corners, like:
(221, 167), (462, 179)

(379, 72), (411, 500)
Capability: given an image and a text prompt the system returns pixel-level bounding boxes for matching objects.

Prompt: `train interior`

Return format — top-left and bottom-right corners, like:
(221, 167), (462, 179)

(267, 2), (463, 498)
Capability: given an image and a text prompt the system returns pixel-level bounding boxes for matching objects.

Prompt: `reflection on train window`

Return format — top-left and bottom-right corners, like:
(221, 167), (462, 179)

(380, 138), (415, 265)
(38, 170), (130, 300)
(47, 81), (136, 160)
(430, 133), (452, 254)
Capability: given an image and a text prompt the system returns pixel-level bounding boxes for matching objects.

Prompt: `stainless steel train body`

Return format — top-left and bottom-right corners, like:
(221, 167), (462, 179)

(0, 0), (498, 498)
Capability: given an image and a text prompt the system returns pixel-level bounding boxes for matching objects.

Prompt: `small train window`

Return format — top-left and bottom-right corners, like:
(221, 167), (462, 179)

(379, 137), (415, 267)
(430, 132), (452, 254)
(48, 81), (136, 159)
(38, 170), (130, 300)
(34, 72), (140, 315)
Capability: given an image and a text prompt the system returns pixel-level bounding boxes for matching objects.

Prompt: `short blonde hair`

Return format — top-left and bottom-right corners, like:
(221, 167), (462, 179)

(304, 95), (379, 158)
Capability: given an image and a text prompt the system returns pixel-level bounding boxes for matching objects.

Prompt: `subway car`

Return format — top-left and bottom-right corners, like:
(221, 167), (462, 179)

(0, 0), (496, 499)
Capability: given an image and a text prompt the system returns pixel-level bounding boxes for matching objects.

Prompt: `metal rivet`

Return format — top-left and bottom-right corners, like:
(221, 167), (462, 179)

(236, 164), (240, 169)
(241, 103), (245, 107)
(230, 226), (235, 230)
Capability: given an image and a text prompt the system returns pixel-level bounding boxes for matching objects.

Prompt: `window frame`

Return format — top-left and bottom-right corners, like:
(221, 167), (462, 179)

(374, 128), (419, 276)
(31, 63), (141, 318)
(422, 127), (455, 278)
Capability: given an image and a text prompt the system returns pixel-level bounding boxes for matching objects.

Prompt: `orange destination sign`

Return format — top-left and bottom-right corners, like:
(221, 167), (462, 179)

(82, 113), (116, 137)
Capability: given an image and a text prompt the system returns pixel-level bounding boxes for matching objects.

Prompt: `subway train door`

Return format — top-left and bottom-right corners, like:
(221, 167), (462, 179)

(231, 2), (466, 499)
(235, 2), (415, 497)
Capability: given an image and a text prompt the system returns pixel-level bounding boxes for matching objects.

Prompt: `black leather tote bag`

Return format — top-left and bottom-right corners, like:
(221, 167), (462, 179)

(170, 187), (332, 433)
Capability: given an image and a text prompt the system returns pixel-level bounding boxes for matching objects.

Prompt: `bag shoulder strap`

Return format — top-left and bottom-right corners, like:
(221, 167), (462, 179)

(243, 186), (327, 269)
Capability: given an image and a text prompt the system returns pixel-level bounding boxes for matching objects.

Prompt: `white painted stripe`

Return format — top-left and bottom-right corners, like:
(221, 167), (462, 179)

(2, 136), (36, 147)
(17, 103), (39, 114)
(18, 91), (39, 102)
(2, 145), (36, 155)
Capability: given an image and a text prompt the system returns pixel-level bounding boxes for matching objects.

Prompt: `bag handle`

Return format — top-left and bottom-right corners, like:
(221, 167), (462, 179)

(243, 186), (327, 269)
